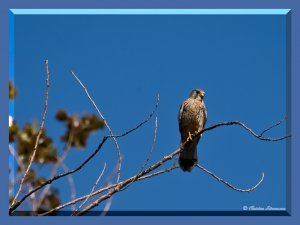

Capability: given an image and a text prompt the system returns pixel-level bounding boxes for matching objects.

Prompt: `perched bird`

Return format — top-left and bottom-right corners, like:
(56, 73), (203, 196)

(178, 89), (207, 172)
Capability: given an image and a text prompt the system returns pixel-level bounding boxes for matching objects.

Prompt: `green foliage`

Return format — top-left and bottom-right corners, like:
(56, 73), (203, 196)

(56, 109), (105, 149)
(9, 121), (19, 143)
(9, 80), (18, 99)
(55, 109), (68, 121)
(16, 123), (58, 165)
(9, 81), (105, 216)
(37, 188), (60, 215)
(30, 182), (61, 215)
(9, 82), (105, 214)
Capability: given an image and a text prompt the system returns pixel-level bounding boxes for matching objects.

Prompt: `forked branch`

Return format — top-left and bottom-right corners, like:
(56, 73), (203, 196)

(73, 118), (290, 215)
(196, 164), (264, 192)
(70, 71), (122, 183)
(36, 116), (289, 216)
(9, 93), (160, 215)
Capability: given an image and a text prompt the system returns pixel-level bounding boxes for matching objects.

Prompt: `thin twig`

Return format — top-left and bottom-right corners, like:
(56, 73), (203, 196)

(94, 95), (160, 200)
(197, 120), (291, 143)
(14, 115), (290, 215)
(39, 155), (180, 216)
(61, 163), (77, 211)
(9, 145), (26, 175)
(136, 165), (179, 181)
(10, 96), (159, 215)
(196, 164), (264, 192)
(39, 183), (117, 216)
(73, 148), (181, 216)
(12, 59), (50, 206)
(40, 117), (290, 216)
(260, 116), (287, 137)
(73, 118), (290, 215)
(121, 116), (158, 192)
(9, 145), (38, 212)
(32, 163), (77, 216)
(40, 165), (179, 216)
(140, 116), (158, 171)
(110, 94), (160, 138)
(36, 131), (74, 209)
(70, 71), (122, 183)
(9, 145), (35, 203)
(99, 183), (113, 217)
(72, 162), (107, 214)
(77, 155), (264, 215)
(9, 136), (108, 215)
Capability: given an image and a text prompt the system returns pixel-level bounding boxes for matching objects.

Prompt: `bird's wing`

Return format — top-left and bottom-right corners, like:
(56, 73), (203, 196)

(200, 101), (207, 129)
(178, 99), (188, 134)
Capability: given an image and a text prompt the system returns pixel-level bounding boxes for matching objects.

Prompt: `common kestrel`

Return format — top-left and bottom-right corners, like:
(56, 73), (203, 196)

(178, 89), (207, 172)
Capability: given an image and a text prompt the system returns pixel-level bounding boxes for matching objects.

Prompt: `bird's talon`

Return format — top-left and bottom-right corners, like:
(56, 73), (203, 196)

(187, 131), (193, 142)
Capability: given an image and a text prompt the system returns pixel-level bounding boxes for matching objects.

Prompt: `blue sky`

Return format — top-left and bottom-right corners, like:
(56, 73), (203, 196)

(11, 10), (288, 213)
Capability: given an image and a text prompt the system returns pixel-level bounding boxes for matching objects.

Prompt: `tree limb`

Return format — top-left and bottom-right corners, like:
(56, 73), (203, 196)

(70, 71), (123, 183)
(9, 136), (108, 215)
(73, 148), (180, 216)
(196, 164), (264, 192)
(260, 116), (287, 137)
(9, 65), (290, 215)
(196, 120), (290, 142)
(72, 162), (107, 214)
(121, 116), (159, 192)
(35, 130), (74, 210)
(73, 118), (290, 215)
(9, 95), (159, 215)
(14, 117), (290, 215)
(12, 59), (50, 206)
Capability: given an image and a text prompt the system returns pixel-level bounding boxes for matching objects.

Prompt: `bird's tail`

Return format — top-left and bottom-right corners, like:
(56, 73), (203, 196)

(179, 140), (198, 172)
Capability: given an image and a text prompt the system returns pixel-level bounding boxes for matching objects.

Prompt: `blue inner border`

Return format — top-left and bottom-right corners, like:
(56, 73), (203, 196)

(8, 7), (291, 215)
(11, 8), (290, 14)
(1, 4), (298, 225)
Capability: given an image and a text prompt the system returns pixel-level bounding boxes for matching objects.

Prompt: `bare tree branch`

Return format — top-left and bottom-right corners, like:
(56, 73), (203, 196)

(9, 62), (289, 216)
(260, 116), (287, 137)
(110, 94), (160, 138)
(35, 131), (74, 209)
(196, 164), (264, 192)
(195, 120), (291, 143)
(9, 145), (35, 206)
(73, 148), (181, 215)
(12, 59), (50, 206)
(140, 116), (158, 170)
(70, 71), (123, 183)
(99, 183), (113, 217)
(61, 163), (77, 212)
(136, 164), (179, 181)
(9, 136), (108, 215)
(73, 162), (107, 214)
(37, 117), (290, 216)
(14, 116), (290, 216)
(9, 95), (159, 215)
(9, 145), (26, 177)
(41, 148), (180, 216)
(73, 118), (290, 216)
(121, 116), (159, 192)
(38, 166), (179, 216)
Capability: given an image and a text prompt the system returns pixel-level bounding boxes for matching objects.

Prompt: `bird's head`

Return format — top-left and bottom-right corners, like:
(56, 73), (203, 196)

(190, 89), (205, 100)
